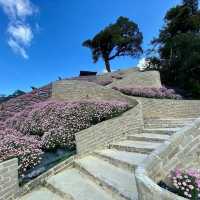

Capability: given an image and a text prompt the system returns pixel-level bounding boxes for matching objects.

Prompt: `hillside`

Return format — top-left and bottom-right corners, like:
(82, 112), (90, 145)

(0, 67), (162, 180)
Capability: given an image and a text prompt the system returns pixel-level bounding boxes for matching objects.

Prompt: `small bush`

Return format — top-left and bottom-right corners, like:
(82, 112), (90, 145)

(170, 168), (200, 199)
(113, 86), (182, 99)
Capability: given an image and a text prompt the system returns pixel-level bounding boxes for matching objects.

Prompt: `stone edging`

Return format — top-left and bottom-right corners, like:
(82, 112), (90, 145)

(18, 155), (77, 198)
(135, 118), (200, 200)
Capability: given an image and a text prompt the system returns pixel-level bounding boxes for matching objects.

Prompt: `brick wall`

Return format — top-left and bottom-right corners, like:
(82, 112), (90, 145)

(75, 101), (143, 155)
(0, 158), (19, 200)
(134, 97), (200, 119)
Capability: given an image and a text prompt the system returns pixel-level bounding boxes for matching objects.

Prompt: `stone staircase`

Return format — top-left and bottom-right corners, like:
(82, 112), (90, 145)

(19, 118), (195, 200)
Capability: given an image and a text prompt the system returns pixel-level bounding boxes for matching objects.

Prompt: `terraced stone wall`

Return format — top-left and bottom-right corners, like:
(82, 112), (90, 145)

(75, 101), (143, 155)
(135, 118), (200, 200)
(107, 70), (162, 88)
(52, 80), (133, 103)
(0, 158), (18, 200)
(134, 97), (200, 119)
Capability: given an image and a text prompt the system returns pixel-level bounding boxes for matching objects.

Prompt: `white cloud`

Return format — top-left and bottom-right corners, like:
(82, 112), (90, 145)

(0, 0), (37, 58)
(8, 39), (28, 59)
(8, 23), (33, 45)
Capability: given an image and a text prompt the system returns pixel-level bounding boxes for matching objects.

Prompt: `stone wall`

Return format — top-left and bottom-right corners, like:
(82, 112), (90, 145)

(135, 118), (200, 200)
(52, 80), (134, 104)
(0, 158), (19, 200)
(134, 97), (200, 119)
(108, 70), (162, 88)
(75, 100), (143, 155)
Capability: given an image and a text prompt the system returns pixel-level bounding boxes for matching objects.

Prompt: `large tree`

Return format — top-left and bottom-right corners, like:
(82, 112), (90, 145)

(83, 16), (143, 72)
(149, 3), (200, 97)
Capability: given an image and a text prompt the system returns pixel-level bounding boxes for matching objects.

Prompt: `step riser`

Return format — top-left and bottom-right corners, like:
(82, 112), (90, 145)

(93, 152), (135, 173)
(127, 135), (167, 143)
(144, 124), (185, 129)
(45, 182), (74, 200)
(109, 144), (153, 154)
(142, 130), (174, 135)
(74, 162), (131, 200)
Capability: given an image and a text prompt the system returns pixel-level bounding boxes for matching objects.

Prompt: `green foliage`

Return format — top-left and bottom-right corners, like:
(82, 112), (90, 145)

(149, 3), (200, 98)
(83, 16), (143, 72)
(183, 0), (199, 14)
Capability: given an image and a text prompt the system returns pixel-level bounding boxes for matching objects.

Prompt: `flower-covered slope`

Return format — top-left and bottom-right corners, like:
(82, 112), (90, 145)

(0, 97), (130, 175)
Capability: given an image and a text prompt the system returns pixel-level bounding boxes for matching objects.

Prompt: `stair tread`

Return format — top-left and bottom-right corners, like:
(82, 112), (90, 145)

(128, 133), (170, 140)
(95, 149), (147, 167)
(76, 156), (138, 200)
(143, 127), (180, 132)
(144, 118), (195, 121)
(19, 187), (63, 200)
(111, 140), (163, 149)
(46, 168), (114, 200)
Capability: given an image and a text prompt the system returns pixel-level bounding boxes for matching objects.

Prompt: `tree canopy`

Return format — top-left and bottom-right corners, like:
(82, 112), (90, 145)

(148, 3), (200, 98)
(183, 0), (199, 13)
(83, 16), (143, 72)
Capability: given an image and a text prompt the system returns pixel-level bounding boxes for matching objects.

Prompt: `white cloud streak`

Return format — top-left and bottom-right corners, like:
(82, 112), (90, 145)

(0, 0), (37, 59)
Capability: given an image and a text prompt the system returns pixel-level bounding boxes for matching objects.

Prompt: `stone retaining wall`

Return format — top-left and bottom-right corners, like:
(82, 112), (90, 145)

(0, 158), (19, 200)
(75, 100), (143, 155)
(135, 118), (200, 200)
(134, 97), (200, 119)
(52, 80), (134, 104)
(108, 70), (162, 88)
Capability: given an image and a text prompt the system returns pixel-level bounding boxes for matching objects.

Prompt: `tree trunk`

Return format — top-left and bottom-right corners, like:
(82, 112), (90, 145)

(104, 59), (111, 72)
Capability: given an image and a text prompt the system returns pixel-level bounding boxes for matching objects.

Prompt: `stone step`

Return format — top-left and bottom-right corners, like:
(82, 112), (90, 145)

(18, 187), (64, 200)
(142, 128), (180, 135)
(94, 149), (147, 172)
(144, 118), (195, 124)
(127, 133), (170, 143)
(144, 123), (186, 129)
(75, 156), (138, 200)
(46, 168), (114, 200)
(144, 118), (194, 129)
(109, 140), (162, 154)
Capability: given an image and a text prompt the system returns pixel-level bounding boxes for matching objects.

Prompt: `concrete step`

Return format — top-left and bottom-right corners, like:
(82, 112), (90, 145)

(94, 149), (147, 172)
(144, 118), (195, 124)
(142, 128), (180, 135)
(18, 187), (64, 200)
(109, 140), (162, 154)
(144, 118), (195, 129)
(127, 133), (170, 143)
(75, 156), (138, 200)
(46, 168), (114, 200)
(144, 123), (186, 129)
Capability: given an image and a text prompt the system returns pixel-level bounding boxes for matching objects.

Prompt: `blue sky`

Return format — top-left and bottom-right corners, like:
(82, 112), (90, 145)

(0, 0), (180, 95)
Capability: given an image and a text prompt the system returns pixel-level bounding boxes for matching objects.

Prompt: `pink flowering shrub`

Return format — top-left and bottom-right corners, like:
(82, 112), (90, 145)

(170, 168), (200, 199)
(7, 100), (130, 151)
(0, 84), (51, 122)
(113, 86), (182, 99)
(0, 128), (43, 175)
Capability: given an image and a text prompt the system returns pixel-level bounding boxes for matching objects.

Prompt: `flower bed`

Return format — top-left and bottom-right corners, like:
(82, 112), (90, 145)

(0, 84), (52, 122)
(113, 86), (182, 99)
(0, 129), (43, 175)
(2, 100), (130, 176)
(160, 168), (200, 199)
